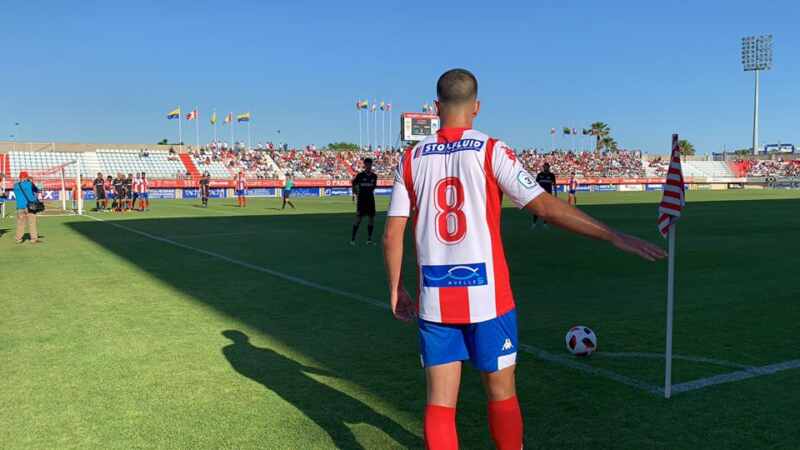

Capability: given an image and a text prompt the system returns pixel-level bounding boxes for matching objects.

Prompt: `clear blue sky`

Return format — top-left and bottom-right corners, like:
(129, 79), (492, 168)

(2, 0), (798, 154)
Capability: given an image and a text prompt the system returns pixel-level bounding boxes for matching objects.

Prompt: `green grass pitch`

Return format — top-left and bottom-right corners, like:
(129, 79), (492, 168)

(1, 190), (799, 449)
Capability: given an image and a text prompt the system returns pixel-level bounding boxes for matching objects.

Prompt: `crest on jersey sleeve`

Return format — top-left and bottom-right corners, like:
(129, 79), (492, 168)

(517, 171), (536, 189)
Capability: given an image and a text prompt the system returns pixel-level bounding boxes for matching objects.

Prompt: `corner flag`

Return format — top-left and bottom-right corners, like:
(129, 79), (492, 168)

(660, 133), (685, 399)
(658, 135), (685, 237)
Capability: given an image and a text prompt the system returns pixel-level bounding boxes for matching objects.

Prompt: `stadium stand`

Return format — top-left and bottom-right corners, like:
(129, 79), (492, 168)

(178, 153), (201, 178)
(9, 151), (84, 178)
(519, 150), (645, 178)
(680, 161), (733, 177)
(96, 149), (187, 178)
(189, 154), (232, 178)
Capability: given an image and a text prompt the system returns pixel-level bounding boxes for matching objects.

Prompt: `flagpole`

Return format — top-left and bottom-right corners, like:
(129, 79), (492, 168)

(178, 112), (183, 148)
(366, 106), (370, 150)
(195, 106), (200, 149)
(664, 224), (676, 399)
(229, 113), (234, 148)
(358, 105), (362, 150)
(213, 109), (217, 143)
(382, 107), (385, 150)
(247, 121), (251, 150)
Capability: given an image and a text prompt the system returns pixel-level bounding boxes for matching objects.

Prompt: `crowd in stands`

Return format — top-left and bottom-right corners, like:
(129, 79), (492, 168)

(268, 147), (402, 179)
(188, 144), (280, 179)
(518, 149), (645, 178)
(740, 159), (800, 177)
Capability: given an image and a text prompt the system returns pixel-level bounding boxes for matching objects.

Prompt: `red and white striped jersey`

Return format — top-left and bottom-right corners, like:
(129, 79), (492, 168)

(235, 174), (247, 190)
(568, 177), (578, 191)
(388, 128), (544, 324)
(137, 177), (148, 193)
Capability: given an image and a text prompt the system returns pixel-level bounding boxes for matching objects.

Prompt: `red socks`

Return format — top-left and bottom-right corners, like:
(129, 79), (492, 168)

(424, 404), (458, 450)
(488, 396), (523, 450)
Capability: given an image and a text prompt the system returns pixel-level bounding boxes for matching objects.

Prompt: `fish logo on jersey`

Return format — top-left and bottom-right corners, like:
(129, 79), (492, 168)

(421, 263), (488, 287)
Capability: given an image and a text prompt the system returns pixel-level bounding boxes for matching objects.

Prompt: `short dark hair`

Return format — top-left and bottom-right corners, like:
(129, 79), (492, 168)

(437, 68), (478, 105)
(363, 158), (373, 164)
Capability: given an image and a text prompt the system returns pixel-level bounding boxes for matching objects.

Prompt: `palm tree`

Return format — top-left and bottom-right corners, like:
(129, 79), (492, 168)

(589, 122), (610, 153)
(677, 139), (695, 156)
(600, 136), (618, 152)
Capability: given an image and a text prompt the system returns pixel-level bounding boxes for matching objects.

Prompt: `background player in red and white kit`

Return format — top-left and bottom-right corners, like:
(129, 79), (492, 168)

(568, 172), (578, 206)
(383, 69), (666, 450)
(234, 171), (247, 208)
(136, 172), (149, 211)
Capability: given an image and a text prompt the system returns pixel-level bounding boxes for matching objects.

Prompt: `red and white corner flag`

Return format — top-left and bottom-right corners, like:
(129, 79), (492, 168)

(658, 134), (685, 237)
(661, 133), (685, 399)
(186, 109), (198, 121)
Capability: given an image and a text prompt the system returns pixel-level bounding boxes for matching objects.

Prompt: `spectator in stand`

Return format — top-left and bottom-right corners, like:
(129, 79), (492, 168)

(13, 171), (40, 244)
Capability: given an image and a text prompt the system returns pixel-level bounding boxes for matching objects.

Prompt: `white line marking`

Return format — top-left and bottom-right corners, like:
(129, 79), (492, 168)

(83, 215), (800, 397)
(670, 359), (800, 395)
(519, 344), (661, 394)
(596, 352), (752, 370)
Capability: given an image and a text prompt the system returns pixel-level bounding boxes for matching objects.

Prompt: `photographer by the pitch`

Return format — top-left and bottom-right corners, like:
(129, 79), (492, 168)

(13, 171), (42, 244)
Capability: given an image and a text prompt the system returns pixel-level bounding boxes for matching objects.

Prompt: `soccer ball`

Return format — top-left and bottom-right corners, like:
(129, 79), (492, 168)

(565, 326), (598, 356)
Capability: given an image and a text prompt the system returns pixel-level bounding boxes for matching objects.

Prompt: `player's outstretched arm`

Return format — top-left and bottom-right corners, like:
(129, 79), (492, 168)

(525, 193), (667, 262)
(382, 216), (416, 321)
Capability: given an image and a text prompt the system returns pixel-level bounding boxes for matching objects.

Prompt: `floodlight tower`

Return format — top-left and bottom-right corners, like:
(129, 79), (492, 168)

(741, 35), (773, 154)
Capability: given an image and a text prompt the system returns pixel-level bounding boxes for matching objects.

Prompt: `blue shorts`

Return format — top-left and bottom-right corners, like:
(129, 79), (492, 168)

(569, 190), (576, 195)
(282, 189), (292, 199)
(235, 189), (246, 196)
(140, 193), (149, 199)
(418, 309), (518, 373)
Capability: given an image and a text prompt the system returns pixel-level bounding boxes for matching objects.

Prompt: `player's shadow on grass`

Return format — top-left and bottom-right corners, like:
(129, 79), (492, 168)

(221, 330), (421, 449)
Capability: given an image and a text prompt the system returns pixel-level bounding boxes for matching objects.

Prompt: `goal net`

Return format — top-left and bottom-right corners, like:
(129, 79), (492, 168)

(20, 160), (84, 216)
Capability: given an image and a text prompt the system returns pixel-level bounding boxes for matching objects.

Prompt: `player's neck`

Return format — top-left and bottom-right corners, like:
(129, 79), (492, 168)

(439, 112), (473, 130)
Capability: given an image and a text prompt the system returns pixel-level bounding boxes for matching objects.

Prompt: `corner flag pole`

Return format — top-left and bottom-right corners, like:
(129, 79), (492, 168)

(178, 112), (183, 147)
(665, 224), (676, 398)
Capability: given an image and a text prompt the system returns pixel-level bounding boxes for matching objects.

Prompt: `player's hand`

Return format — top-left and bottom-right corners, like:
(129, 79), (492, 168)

(392, 286), (416, 322)
(610, 232), (667, 262)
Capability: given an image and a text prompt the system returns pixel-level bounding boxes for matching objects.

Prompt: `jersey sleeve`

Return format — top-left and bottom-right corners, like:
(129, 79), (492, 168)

(387, 156), (411, 217)
(491, 141), (545, 208)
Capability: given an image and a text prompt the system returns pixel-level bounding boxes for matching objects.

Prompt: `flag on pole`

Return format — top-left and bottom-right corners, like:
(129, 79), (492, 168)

(550, 128), (556, 134)
(658, 135), (685, 237)
(224, 113), (233, 124)
(379, 101), (386, 111)
(186, 109), (198, 120)
(356, 100), (369, 110)
(385, 103), (392, 111)
(572, 128), (577, 135)
(237, 112), (251, 122)
(562, 127), (572, 135)
(370, 103), (377, 112)
(210, 111), (217, 125)
(167, 108), (181, 119)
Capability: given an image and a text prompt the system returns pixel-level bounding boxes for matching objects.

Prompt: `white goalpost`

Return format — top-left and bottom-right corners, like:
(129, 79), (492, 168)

(28, 159), (84, 216)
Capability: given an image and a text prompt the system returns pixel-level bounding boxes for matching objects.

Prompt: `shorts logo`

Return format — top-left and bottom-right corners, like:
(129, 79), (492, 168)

(421, 263), (488, 287)
(517, 171), (536, 189)
(421, 139), (484, 157)
(502, 338), (513, 351)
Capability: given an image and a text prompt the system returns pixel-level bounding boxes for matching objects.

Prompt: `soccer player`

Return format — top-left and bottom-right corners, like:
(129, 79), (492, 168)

(139, 172), (149, 211)
(568, 172), (578, 206)
(131, 173), (142, 211)
(383, 68), (665, 450)
(532, 162), (556, 228)
(199, 171), (210, 207)
(112, 173), (125, 212)
(124, 173), (134, 211)
(234, 170), (247, 207)
(350, 158), (378, 245)
(93, 172), (105, 211)
(281, 174), (295, 210)
(104, 175), (114, 211)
